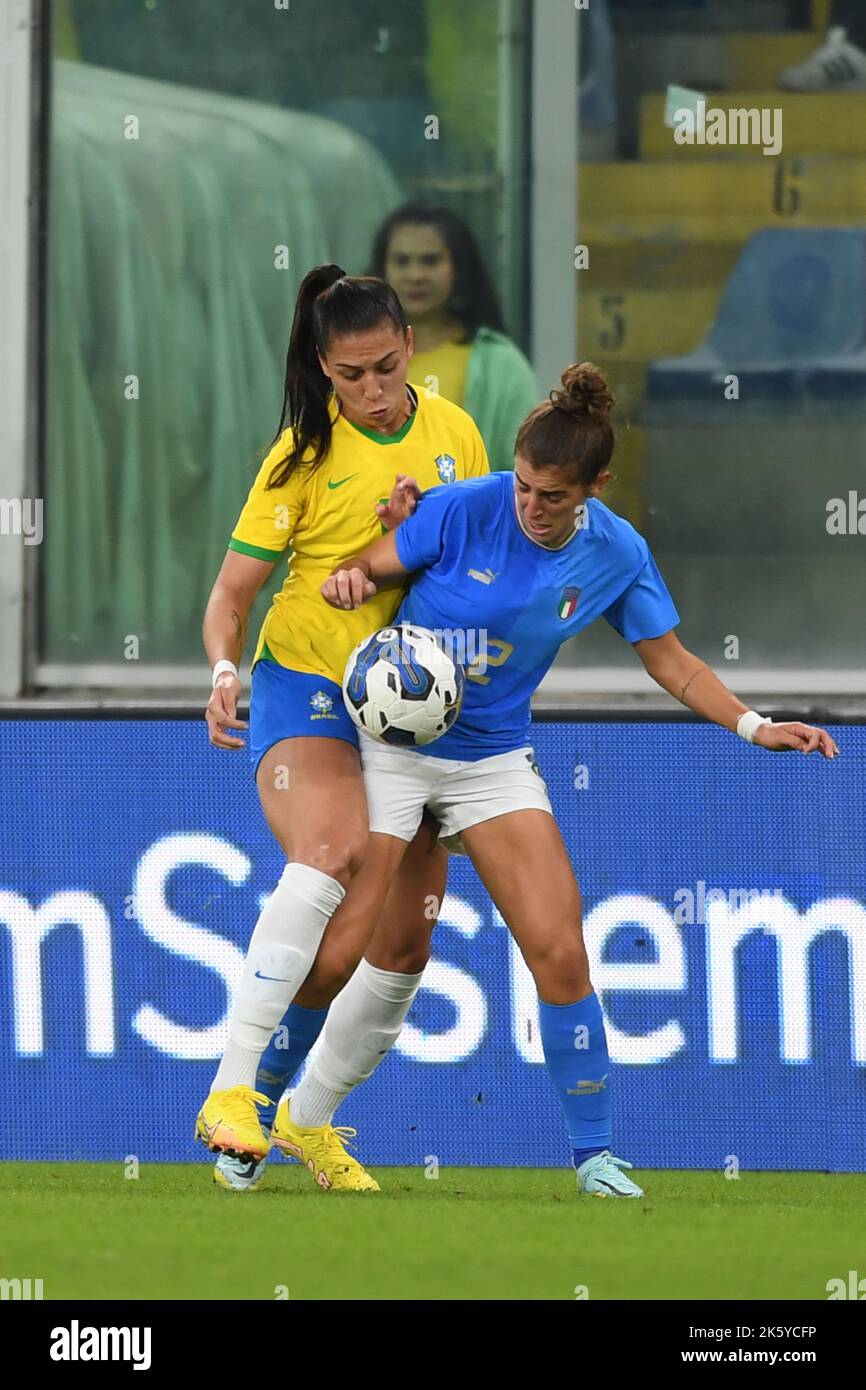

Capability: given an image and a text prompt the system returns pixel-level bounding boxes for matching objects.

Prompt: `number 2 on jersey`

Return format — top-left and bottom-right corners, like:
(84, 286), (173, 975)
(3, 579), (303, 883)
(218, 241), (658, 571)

(466, 637), (514, 685)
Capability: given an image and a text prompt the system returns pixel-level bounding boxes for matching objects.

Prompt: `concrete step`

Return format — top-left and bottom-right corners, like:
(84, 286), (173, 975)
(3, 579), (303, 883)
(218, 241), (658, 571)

(578, 286), (721, 361)
(582, 241), (740, 291)
(582, 157), (866, 236)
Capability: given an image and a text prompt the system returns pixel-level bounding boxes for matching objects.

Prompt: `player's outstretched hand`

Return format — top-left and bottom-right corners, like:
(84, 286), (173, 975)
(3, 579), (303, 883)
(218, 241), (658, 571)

(375, 473), (421, 530)
(206, 672), (248, 750)
(321, 568), (378, 610)
(754, 721), (839, 757)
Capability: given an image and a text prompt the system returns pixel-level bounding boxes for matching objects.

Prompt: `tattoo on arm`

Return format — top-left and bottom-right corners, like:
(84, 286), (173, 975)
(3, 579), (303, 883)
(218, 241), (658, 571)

(679, 664), (708, 703)
(230, 609), (248, 665)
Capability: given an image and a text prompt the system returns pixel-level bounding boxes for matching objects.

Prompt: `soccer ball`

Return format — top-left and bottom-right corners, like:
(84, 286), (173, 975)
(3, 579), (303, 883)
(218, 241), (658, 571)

(343, 623), (465, 747)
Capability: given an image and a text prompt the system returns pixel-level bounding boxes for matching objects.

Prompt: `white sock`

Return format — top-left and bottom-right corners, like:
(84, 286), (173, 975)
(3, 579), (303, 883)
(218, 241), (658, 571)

(290, 957), (424, 1128)
(211, 863), (345, 1092)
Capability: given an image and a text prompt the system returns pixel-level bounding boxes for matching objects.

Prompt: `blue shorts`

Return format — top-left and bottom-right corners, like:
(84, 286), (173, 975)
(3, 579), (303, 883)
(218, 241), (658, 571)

(249, 656), (359, 777)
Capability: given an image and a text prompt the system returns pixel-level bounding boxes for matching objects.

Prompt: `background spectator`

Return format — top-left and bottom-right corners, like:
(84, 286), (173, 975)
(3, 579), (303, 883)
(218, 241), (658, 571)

(370, 204), (538, 472)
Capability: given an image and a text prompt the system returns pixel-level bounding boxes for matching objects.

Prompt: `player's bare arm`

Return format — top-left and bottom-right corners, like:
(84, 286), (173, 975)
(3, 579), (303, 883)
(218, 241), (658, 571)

(202, 548), (275, 750)
(634, 629), (840, 758)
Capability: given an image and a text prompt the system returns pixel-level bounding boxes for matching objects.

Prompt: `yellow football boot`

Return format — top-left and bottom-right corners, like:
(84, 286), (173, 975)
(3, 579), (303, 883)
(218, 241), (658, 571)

(195, 1086), (273, 1160)
(271, 1098), (379, 1192)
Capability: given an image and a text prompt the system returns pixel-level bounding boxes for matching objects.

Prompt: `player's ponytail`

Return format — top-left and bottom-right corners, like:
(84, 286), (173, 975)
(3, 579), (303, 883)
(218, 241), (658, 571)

(267, 266), (409, 487)
(515, 361), (616, 487)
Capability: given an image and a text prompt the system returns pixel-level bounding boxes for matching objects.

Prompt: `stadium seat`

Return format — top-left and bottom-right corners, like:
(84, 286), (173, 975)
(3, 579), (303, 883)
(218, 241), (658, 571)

(643, 228), (866, 421)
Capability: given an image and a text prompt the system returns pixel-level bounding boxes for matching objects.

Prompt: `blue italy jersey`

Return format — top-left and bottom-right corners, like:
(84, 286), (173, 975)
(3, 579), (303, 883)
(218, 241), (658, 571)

(394, 472), (680, 759)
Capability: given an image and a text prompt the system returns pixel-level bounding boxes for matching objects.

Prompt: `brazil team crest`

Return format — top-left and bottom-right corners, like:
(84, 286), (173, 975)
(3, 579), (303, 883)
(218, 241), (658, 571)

(434, 453), (457, 484)
(309, 690), (337, 719)
(558, 586), (581, 620)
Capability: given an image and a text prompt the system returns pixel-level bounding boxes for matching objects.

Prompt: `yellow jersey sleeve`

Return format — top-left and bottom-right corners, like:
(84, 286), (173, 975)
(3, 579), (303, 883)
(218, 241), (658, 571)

(464, 413), (491, 478)
(229, 432), (308, 561)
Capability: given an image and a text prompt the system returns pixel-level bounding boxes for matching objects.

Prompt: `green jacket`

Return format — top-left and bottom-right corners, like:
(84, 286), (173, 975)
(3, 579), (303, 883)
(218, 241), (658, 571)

(464, 328), (539, 473)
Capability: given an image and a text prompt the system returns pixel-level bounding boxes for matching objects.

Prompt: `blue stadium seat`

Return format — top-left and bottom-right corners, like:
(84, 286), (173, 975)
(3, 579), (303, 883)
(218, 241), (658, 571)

(644, 228), (866, 420)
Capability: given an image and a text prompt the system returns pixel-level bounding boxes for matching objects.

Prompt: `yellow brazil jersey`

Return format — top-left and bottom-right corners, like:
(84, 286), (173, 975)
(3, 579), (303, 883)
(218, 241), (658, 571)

(407, 341), (472, 408)
(229, 384), (489, 685)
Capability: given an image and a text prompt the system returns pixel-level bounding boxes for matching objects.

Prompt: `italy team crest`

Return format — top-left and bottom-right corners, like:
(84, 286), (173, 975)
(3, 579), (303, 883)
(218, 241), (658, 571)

(434, 453), (457, 484)
(558, 586), (581, 620)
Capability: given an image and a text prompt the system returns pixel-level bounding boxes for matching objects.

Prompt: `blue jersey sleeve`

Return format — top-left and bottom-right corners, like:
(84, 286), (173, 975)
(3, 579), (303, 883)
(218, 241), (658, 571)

(394, 485), (457, 573)
(603, 546), (680, 642)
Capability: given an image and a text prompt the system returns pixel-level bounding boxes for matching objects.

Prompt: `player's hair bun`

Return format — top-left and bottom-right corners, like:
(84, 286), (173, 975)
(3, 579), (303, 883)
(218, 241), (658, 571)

(551, 362), (616, 421)
(516, 359), (616, 485)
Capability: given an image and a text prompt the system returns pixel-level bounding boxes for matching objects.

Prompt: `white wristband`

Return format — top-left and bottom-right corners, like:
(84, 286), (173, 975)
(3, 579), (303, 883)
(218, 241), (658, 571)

(212, 659), (239, 688)
(737, 710), (772, 743)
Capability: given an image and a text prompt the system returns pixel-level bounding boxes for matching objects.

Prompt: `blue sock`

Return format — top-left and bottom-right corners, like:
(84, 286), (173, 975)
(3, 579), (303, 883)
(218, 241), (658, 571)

(255, 1002), (328, 1131)
(537, 991), (612, 1168)
(572, 1145), (605, 1168)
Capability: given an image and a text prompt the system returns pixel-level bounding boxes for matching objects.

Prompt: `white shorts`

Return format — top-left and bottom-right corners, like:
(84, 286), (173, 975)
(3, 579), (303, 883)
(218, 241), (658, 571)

(360, 736), (554, 855)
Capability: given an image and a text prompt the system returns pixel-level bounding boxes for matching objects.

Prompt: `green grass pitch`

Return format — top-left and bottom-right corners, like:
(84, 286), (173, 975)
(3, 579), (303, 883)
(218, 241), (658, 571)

(2, 1161), (863, 1301)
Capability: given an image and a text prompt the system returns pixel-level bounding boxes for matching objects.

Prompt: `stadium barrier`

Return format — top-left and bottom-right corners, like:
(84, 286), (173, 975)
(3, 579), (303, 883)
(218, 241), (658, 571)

(1, 710), (863, 1171)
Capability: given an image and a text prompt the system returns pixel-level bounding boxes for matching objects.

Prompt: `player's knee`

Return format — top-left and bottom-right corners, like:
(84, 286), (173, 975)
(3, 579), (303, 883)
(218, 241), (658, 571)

(296, 833), (368, 887)
(527, 940), (590, 999)
(368, 940), (431, 974)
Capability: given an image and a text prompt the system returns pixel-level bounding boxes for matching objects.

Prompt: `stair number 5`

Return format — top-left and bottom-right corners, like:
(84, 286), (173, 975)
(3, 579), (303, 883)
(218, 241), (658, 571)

(466, 638), (514, 685)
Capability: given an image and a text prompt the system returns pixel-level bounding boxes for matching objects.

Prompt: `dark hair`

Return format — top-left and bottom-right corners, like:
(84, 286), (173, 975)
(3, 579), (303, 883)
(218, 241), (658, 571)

(369, 202), (505, 342)
(515, 362), (616, 487)
(268, 265), (409, 487)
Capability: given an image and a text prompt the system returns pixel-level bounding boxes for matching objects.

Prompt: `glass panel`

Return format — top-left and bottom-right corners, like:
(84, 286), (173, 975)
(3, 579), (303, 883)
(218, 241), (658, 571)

(555, 0), (866, 678)
(45, 0), (530, 667)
